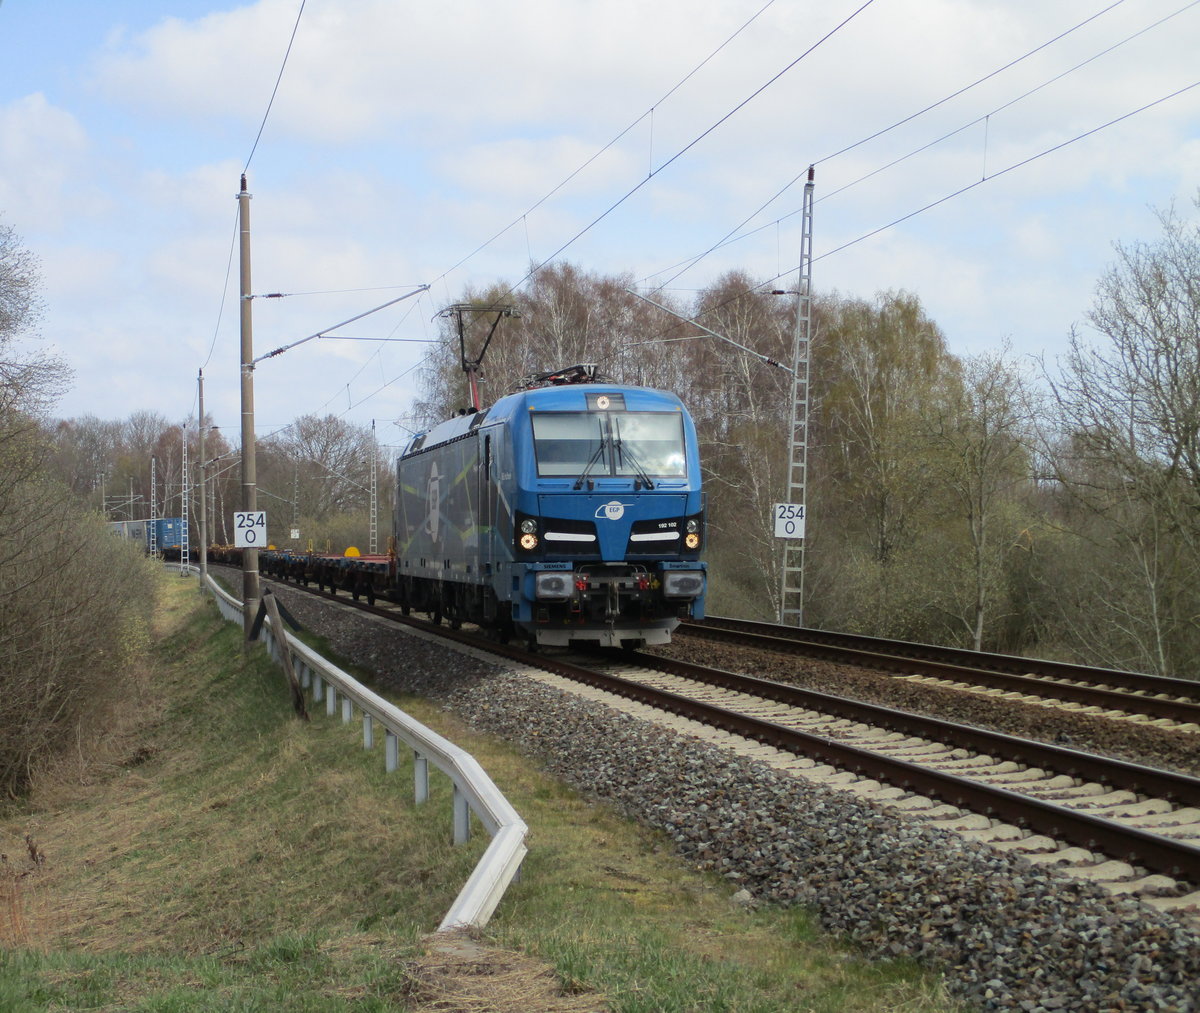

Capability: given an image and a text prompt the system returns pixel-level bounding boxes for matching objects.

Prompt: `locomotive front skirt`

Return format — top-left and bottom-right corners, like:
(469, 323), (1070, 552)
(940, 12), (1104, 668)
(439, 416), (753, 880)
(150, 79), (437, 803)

(394, 381), (707, 648)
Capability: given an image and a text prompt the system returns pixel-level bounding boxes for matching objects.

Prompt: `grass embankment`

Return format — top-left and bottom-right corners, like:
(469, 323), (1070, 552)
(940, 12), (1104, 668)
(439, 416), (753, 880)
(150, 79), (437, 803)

(0, 578), (963, 1011)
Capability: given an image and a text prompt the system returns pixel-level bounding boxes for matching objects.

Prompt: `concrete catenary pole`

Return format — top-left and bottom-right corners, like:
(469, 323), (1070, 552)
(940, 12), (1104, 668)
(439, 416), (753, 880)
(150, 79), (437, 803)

(239, 174), (261, 641)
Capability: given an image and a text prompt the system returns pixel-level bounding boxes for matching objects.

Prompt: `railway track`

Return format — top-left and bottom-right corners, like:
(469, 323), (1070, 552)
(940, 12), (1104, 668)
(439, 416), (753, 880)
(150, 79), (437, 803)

(677, 616), (1200, 729)
(576, 650), (1200, 900)
(250, 570), (1200, 916)
(211, 567), (1200, 1006)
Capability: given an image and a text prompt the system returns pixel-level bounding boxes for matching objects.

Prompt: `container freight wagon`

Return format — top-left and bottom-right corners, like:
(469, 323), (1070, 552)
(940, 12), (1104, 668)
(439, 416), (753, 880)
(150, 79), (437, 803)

(151, 517), (186, 560)
(107, 519), (150, 546)
(394, 375), (706, 648)
(105, 517), (185, 558)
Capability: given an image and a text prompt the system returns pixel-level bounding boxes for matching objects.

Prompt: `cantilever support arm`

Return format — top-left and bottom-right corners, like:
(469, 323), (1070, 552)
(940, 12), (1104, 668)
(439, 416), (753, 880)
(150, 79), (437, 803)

(625, 289), (793, 373)
(253, 284), (430, 365)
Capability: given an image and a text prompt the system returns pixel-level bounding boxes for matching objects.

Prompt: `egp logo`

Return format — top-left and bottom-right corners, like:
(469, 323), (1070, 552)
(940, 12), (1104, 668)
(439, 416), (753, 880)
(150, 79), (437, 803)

(425, 463), (441, 542)
(595, 500), (633, 521)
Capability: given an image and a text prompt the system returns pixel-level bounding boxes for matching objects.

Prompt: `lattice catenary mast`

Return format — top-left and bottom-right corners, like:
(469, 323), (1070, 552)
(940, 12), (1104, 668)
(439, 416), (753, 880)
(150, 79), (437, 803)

(180, 423), (190, 574)
(778, 166), (814, 626)
(150, 457), (158, 557)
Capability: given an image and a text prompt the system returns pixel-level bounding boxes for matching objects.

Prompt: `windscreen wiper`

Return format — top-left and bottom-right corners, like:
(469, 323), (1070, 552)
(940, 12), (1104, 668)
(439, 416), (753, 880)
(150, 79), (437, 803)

(573, 420), (608, 490)
(613, 418), (655, 490)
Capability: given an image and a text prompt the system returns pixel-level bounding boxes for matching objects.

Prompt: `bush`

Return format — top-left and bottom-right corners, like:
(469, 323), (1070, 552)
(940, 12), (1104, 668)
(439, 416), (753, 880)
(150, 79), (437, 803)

(0, 475), (159, 796)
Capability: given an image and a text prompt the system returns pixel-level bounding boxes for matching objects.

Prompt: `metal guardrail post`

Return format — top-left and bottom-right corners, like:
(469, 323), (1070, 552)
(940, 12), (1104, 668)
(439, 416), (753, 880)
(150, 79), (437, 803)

(385, 732), (399, 773)
(363, 714), (374, 749)
(453, 784), (471, 845)
(415, 753), (429, 804)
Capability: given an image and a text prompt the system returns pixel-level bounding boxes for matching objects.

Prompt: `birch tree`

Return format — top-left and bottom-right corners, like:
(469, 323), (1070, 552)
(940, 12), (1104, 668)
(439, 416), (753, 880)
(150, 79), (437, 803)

(926, 343), (1037, 650)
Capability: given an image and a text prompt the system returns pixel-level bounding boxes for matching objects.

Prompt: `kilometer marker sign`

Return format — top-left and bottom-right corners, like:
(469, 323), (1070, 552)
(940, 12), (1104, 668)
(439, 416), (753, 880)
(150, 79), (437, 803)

(773, 503), (805, 539)
(234, 510), (267, 547)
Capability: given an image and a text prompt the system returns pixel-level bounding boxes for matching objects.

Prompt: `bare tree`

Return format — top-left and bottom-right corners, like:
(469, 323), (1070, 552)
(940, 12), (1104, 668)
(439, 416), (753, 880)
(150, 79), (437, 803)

(685, 273), (793, 616)
(258, 414), (380, 545)
(1040, 196), (1200, 676)
(818, 291), (957, 566)
(925, 343), (1038, 650)
(806, 291), (961, 637)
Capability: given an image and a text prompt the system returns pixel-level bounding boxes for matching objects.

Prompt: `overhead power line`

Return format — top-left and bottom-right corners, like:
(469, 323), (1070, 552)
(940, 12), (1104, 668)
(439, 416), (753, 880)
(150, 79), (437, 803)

(687, 77), (1200, 327)
(814, 0), (1128, 168)
(505, 0), (878, 298)
(435, 0), (781, 285)
(251, 1), (788, 428)
(201, 204), (241, 373)
(252, 286), (430, 364)
(244, 0), (307, 173)
(646, 0), (1146, 291)
(195, 0), (307, 416)
(808, 79), (1200, 269)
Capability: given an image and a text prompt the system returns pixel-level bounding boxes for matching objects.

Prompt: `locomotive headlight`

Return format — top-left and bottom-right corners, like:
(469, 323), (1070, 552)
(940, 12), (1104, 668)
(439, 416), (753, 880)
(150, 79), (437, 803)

(517, 517), (539, 550)
(684, 517), (701, 549)
(663, 571), (705, 598)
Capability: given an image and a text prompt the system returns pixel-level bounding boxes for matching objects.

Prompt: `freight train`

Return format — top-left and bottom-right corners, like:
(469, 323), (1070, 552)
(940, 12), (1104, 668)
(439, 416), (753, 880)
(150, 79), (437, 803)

(108, 517), (186, 559)
(254, 365), (707, 648)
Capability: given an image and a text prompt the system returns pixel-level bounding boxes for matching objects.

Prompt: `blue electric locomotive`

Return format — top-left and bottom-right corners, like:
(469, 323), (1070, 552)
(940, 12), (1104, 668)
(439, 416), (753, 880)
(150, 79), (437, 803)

(394, 365), (706, 647)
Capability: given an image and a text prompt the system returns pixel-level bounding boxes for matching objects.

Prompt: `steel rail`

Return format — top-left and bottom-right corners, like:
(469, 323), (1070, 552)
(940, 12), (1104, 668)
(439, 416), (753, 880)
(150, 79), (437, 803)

(680, 619), (1200, 723)
(569, 653), (1200, 884)
(633, 650), (1200, 806)
(690, 615), (1200, 697)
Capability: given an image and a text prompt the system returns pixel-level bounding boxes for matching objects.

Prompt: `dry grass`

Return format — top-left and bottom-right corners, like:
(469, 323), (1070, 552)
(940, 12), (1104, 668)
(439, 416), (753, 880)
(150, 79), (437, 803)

(402, 931), (607, 1012)
(0, 580), (962, 1012)
(0, 857), (32, 947)
(0, 581), (612, 1011)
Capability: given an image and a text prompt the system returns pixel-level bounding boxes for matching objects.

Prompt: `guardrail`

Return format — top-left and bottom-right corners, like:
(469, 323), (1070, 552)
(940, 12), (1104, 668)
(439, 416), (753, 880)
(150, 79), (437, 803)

(198, 570), (528, 932)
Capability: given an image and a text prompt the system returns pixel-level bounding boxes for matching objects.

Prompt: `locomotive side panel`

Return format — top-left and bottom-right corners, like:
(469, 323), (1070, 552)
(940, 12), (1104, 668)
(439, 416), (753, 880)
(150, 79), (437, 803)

(396, 439), (478, 575)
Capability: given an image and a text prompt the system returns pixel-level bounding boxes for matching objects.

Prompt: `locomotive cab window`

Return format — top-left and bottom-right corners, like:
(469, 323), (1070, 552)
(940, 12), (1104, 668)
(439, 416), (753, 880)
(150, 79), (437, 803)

(530, 413), (608, 476)
(531, 411), (686, 479)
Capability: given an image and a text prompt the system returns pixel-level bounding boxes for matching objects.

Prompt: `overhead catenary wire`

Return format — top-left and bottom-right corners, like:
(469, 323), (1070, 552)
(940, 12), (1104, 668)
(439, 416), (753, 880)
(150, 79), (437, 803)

(200, 204), (241, 373)
(501, 0), (878, 300)
(233, 0), (792, 429)
(808, 79), (1200, 270)
(206, 1), (1194, 437)
(814, 0), (1128, 168)
(645, 0), (1152, 292)
(252, 286), (430, 365)
(677, 77), (1200, 328)
(243, 0), (307, 174)
(194, 0), (306, 417)
(434, 0), (781, 285)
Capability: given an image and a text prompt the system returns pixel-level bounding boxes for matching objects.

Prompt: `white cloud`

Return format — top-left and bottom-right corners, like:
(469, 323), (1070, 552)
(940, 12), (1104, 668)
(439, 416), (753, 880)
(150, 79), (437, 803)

(6, 0), (1197, 429)
(0, 94), (108, 232)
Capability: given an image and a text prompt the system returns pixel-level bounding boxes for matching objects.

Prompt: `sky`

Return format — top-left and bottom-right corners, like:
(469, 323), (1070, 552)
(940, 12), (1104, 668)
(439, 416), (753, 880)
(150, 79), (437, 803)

(2, 0), (1198, 452)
